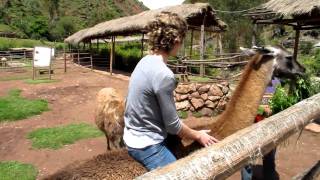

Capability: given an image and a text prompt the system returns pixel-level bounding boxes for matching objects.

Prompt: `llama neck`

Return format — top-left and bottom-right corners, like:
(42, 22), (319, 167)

(211, 57), (274, 139)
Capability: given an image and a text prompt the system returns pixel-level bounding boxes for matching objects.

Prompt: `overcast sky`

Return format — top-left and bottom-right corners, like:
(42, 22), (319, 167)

(138, 0), (185, 10)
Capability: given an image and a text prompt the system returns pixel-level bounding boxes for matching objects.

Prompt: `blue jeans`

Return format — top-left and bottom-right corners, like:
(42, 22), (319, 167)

(127, 141), (177, 171)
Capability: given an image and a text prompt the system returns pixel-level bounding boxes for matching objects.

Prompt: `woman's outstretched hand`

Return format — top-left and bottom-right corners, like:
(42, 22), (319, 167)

(196, 130), (219, 147)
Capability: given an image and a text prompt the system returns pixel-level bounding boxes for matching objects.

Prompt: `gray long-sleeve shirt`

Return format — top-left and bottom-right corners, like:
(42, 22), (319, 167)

(123, 54), (182, 149)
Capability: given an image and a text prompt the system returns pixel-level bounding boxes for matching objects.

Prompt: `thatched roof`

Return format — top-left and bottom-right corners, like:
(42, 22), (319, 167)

(262, 0), (320, 16)
(65, 3), (227, 45)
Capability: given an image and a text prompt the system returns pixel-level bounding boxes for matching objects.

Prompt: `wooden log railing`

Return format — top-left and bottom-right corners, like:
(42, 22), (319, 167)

(136, 93), (320, 180)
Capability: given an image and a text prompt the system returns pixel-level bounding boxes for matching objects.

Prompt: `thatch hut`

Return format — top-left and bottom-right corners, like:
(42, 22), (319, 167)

(64, 3), (227, 75)
(247, 0), (320, 59)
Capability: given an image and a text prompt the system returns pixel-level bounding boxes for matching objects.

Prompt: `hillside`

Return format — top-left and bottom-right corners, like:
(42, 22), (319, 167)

(0, 0), (148, 41)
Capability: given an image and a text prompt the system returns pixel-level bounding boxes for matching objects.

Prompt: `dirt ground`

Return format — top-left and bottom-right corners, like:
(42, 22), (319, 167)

(0, 61), (319, 180)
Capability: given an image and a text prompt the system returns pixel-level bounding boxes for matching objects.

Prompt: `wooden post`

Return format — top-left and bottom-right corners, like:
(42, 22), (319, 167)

(293, 28), (300, 61)
(90, 54), (93, 70)
(190, 30), (194, 58)
(49, 48), (52, 80)
(63, 43), (67, 73)
(200, 25), (205, 77)
(136, 93), (320, 180)
(109, 36), (115, 75)
(97, 39), (99, 50)
(252, 23), (257, 46)
(77, 47), (80, 65)
(141, 34), (144, 58)
(218, 33), (223, 55)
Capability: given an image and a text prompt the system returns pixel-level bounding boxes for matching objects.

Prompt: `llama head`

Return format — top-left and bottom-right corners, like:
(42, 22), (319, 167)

(240, 45), (305, 79)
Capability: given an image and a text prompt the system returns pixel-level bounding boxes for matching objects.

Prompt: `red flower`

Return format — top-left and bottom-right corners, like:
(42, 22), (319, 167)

(255, 115), (265, 123)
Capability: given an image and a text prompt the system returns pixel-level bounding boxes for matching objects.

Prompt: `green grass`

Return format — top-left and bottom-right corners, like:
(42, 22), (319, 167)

(28, 123), (104, 149)
(177, 111), (188, 119)
(192, 111), (203, 118)
(0, 161), (38, 180)
(0, 89), (49, 122)
(0, 76), (30, 81)
(0, 37), (65, 51)
(24, 79), (60, 84)
(189, 76), (212, 83)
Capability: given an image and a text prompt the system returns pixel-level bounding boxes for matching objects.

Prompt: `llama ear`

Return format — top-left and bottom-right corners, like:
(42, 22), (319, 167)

(253, 46), (275, 56)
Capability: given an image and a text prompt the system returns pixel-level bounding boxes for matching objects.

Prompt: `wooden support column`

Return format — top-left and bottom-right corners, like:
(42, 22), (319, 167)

(77, 47), (80, 65)
(190, 30), (194, 57)
(97, 39), (99, 50)
(217, 33), (223, 55)
(63, 43), (67, 73)
(137, 93), (320, 180)
(141, 34), (144, 58)
(109, 36), (115, 75)
(200, 25), (205, 77)
(252, 23), (257, 46)
(90, 53), (93, 70)
(293, 28), (301, 61)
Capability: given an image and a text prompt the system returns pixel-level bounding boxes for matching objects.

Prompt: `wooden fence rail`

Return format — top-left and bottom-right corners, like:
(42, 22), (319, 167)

(136, 93), (320, 180)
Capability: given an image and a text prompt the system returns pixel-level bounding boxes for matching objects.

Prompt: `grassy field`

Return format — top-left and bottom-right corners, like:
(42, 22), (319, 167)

(0, 37), (65, 51)
(27, 123), (103, 149)
(0, 161), (38, 180)
(0, 89), (49, 122)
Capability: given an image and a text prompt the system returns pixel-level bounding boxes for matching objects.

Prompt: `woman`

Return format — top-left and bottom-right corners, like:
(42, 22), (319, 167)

(123, 12), (218, 171)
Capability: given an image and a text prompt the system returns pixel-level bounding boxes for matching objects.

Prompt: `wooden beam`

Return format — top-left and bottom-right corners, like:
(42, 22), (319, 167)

(252, 24), (257, 46)
(189, 30), (194, 57)
(136, 93), (320, 180)
(200, 25), (205, 77)
(63, 43), (67, 73)
(141, 34), (144, 58)
(293, 29), (300, 62)
(109, 36), (115, 75)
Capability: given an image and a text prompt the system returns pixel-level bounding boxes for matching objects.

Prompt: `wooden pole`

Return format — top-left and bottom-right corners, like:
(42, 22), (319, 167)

(252, 23), (257, 46)
(190, 30), (194, 58)
(136, 93), (320, 180)
(200, 25), (205, 77)
(63, 43), (67, 73)
(293, 28), (300, 61)
(109, 36), (115, 75)
(141, 34), (144, 58)
(97, 39), (99, 50)
(218, 34), (223, 55)
(90, 54), (93, 70)
(77, 45), (80, 65)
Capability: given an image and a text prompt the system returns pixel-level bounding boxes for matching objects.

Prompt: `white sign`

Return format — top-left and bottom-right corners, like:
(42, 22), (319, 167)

(33, 46), (53, 67)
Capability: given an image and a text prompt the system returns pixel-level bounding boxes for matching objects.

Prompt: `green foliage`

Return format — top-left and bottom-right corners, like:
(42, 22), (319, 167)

(114, 42), (142, 71)
(27, 123), (103, 149)
(269, 86), (297, 114)
(0, 161), (38, 180)
(0, 0), (147, 41)
(188, 76), (212, 82)
(300, 41), (314, 55)
(300, 50), (320, 76)
(178, 111), (188, 119)
(0, 37), (65, 50)
(0, 89), (49, 122)
(270, 75), (320, 113)
(192, 111), (203, 118)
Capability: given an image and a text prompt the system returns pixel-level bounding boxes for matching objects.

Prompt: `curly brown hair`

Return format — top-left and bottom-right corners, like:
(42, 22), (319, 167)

(147, 11), (188, 53)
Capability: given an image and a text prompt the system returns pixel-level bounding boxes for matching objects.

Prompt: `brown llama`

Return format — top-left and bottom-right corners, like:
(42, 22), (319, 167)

(44, 46), (305, 180)
(95, 88), (125, 150)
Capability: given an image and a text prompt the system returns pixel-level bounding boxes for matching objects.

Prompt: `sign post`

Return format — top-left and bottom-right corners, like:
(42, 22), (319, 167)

(33, 46), (54, 80)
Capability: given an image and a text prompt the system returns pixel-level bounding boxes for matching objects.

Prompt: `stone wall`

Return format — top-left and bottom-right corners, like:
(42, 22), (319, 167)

(174, 82), (231, 117)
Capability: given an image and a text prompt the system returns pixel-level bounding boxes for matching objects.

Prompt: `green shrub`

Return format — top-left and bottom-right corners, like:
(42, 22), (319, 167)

(28, 123), (103, 149)
(0, 37), (65, 51)
(0, 161), (38, 180)
(178, 111), (188, 119)
(0, 89), (49, 122)
(192, 111), (203, 118)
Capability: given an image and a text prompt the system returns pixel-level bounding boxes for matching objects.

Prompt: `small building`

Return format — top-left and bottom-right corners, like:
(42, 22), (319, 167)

(64, 3), (227, 75)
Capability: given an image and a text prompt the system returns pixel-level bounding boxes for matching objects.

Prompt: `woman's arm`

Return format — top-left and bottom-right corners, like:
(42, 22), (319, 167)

(177, 122), (219, 147)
